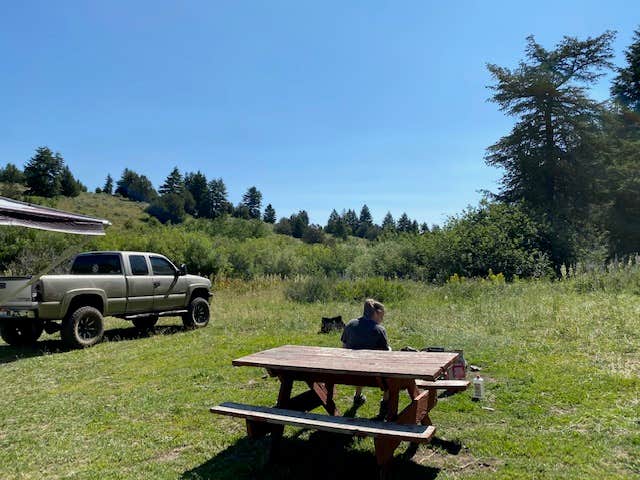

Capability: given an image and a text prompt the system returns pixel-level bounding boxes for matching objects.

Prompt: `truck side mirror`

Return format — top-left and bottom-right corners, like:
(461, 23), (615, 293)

(179, 264), (187, 276)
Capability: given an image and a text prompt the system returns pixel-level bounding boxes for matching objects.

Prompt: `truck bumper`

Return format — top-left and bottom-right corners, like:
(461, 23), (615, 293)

(0, 306), (37, 320)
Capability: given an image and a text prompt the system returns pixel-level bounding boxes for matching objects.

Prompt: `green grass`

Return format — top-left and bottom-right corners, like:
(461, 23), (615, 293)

(0, 280), (638, 479)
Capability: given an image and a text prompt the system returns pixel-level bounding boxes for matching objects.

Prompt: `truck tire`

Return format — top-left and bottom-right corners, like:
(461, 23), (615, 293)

(132, 315), (158, 330)
(61, 306), (105, 348)
(0, 319), (44, 346)
(182, 297), (210, 329)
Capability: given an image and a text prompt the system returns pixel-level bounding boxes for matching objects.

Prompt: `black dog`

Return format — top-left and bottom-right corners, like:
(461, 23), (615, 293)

(320, 316), (344, 333)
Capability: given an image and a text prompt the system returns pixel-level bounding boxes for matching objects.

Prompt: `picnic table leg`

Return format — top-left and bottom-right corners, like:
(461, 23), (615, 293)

(421, 388), (438, 426)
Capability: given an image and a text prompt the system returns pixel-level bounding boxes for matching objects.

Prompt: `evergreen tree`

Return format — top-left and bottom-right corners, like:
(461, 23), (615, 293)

(410, 220), (420, 234)
(59, 166), (83, 197)
(420, 222), (430, 234)
(263, 204), (276, 223)
(115, 169), (157, 202)
(159, 167), (184, 195)
(382, 212), (396, 231)
(184, 171), (209, 218)
(103, 174), (113, 195)
(241, 186), (262, 219)
(274, 217), (292, 236)
(325, 209), (348, 239)
(358, 204), (373, 225)
(147, 193), (187, 224)
(325, 209), (341, 234)
(23, 147), (64, 197)
(612, 28), (640, 112)
(343, 209), (359, 235)
(290, 210), (309, 238)
(208, 178), (231, 218)
(486, 32), (616, 266)
(397, 213), (412, 233)
(0, 163), (24, 184)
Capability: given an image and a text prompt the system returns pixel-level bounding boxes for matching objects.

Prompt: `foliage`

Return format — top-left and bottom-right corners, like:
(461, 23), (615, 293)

(115, 168), (157, 202)
(263, 203), (276, 223)
(285, 276), (407, 303)
(486, 32), (616, 266)
(612, 28), (640, 112)
(102, 174), (114, 195)
(23, 146), (64, 197)
(240, 186), (262, 220)
(0, 163), (24, 184)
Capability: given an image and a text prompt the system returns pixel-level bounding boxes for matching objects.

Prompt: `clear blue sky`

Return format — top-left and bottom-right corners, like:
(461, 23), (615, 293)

(1, 1), (638, 225)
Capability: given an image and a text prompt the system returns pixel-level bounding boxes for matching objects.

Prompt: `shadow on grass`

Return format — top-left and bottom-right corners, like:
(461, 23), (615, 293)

(182, 432), (441, 480)
(0, 324), (188, 364)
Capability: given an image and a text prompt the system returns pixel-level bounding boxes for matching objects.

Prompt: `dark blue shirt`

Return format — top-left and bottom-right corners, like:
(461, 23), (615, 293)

(341, 316), (389, 351)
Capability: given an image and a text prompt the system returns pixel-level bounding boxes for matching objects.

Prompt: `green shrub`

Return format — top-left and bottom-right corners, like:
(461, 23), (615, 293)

(334, 277), (407, 303)
(285, 277), (336, 303)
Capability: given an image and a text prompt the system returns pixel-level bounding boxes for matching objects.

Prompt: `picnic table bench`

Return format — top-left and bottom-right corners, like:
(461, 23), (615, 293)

(210, 345), (467, 476)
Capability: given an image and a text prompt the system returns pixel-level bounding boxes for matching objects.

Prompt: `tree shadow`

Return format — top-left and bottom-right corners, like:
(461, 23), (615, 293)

(182, 433), (441, 480)
(0, 323), (187, 364)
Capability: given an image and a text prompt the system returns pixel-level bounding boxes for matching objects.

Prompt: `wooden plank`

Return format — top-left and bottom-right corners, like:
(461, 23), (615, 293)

(415, 379), (470, 391)
(232, 345), (458, 381)
(211, 402), (436, 443)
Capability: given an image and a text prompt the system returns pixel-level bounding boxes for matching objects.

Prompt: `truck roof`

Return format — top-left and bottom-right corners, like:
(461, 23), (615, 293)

(76, 251), (168, 256)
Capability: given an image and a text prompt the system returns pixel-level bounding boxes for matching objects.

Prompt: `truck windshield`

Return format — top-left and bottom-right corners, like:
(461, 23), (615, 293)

(71, 254), (122, 275)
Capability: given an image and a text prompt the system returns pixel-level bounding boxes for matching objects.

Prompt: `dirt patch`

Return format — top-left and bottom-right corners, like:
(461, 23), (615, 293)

(412, 443), (499, 474)
(156, 445), (188, 462)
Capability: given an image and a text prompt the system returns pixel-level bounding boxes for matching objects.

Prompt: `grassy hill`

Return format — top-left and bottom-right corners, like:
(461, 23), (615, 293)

(0, 280), (637, 479)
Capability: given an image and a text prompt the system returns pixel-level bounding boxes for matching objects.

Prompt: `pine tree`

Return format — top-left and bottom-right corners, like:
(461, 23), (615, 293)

(263, 204), (276, 223)
(359, 204), (373, 225)
(343, 209), (359, 235)
(486, 32), (616, 266)
(59, 166), (82, 197)
(103, 174), (113, 195)
(159, 167), (184, 195)
(184, 171), (209, 218)
(325, 209), (341, 234)
(208, 178), (231, 218)
(397, 213), (412, 233)
(612, 28), (640, 112)
(420, 222), (430, 234)
(382, 212), (396, 231)
(241, 186), (262, 219)
(290, 210), (309, 238)
(23, 147), (64, 197)
(115, 169), (156, 202)
(0, 163), (24, 184)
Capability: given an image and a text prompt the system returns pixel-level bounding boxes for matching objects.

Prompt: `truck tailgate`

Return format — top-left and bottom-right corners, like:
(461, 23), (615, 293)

(0, 277), (34, 308)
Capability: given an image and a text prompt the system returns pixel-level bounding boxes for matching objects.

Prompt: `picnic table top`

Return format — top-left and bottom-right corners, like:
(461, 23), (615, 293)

(232, 345), (459, 381)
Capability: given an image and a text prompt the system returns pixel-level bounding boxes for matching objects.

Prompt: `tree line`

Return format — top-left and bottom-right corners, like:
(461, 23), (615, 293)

(3, 27), (640, 276)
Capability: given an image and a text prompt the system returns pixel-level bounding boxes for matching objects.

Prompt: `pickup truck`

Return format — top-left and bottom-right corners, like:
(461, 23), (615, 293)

(0, 251), (212, 348)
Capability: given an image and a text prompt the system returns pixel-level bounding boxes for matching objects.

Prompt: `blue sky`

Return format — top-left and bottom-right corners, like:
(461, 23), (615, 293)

(1, 1), (638, 225)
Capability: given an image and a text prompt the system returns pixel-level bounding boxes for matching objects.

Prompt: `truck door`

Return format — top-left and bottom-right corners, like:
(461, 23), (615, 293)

(150, 256), (187, 312)
(125, 254), (154, 313)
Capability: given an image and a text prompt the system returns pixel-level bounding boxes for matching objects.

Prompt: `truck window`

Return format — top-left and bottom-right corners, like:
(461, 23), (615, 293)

(71, 254), (122, 275)
(150, 256), (176, 276)
(129, 255), (149, 275)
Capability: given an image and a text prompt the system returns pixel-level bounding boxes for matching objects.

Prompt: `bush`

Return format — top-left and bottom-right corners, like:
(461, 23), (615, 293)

(285, 277), (336, 303)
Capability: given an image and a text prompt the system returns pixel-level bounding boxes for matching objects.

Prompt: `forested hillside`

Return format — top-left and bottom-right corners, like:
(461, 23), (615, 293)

(2, 29), (640, 280)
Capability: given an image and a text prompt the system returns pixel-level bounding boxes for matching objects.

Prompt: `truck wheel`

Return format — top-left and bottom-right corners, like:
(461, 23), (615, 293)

(61, 306), (105, 348)
(132, 315), (158, 330)
(0, 320), (44, 346)
(182, 297), (210, 329)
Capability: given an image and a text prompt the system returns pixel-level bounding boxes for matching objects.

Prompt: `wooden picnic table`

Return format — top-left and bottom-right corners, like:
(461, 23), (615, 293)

(217, 345), (461, 473)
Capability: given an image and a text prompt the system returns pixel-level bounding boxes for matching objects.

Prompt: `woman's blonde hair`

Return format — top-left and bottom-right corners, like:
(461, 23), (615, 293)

(363, 298), (385, 318)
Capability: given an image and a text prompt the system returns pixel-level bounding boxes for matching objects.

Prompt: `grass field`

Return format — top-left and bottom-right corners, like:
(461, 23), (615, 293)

(0, 279), (638, 479)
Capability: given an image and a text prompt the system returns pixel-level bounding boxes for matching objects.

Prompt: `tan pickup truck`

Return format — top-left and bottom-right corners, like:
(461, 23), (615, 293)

(0, 251), (212, 348)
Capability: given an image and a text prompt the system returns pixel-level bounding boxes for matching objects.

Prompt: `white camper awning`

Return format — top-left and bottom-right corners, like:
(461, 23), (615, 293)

(0, 197), (111, 235)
